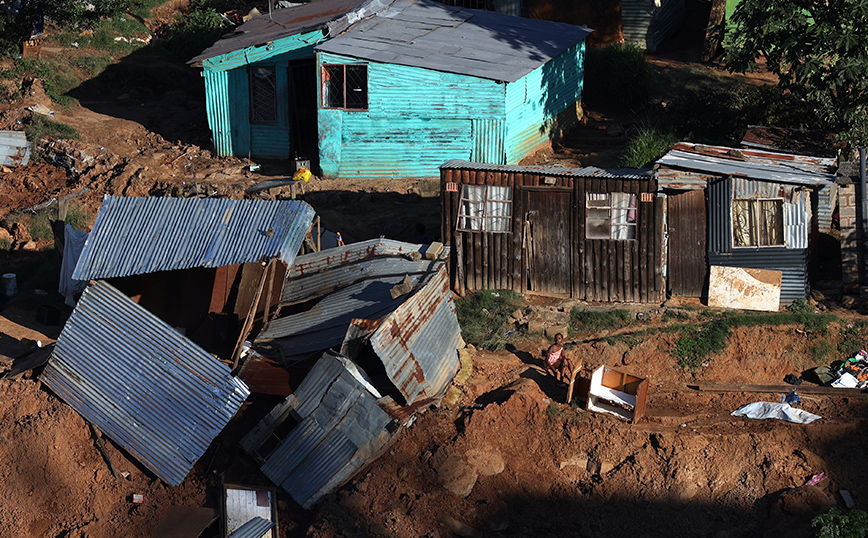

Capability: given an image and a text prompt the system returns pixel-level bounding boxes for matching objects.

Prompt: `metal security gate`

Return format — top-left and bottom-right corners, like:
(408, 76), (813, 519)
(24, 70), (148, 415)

(668, 189), (707, 297)
(523, 188), (572, 296)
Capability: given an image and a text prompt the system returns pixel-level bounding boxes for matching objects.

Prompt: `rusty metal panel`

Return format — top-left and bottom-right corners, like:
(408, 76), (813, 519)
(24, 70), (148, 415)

(73, 196), (315, 280)
(0, 130), (31, 166)
(367, 266), (462, 404)
(441, 159), (649, 180)
(41, 280), (250, 486)
(667, 189), (707, 297)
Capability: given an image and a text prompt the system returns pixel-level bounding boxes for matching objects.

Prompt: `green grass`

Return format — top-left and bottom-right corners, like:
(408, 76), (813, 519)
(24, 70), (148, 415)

(807, 339), (835, 365)
(569, 308), (631, 335)
(24, 115), (80, 146)
(838, 321), (868, 358)
(620, 125), (678, 167)
(454, 289), (524, 351)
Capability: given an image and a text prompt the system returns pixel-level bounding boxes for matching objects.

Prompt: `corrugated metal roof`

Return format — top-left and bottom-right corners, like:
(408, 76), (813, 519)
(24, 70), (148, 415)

(740, 125), (839, 158)
(657, 142), (837, 186)
(41, 280), (250, 486)
(228, 517), (275, 538)
(242, 351), (393, 509)
(0, 130), (31, 166)
(366, 266), (461, 403)
(73, 196), (315, 280)
(190, 0), (371, 63)
(441, 159), (650, 179)
(316, 0), (592, 82)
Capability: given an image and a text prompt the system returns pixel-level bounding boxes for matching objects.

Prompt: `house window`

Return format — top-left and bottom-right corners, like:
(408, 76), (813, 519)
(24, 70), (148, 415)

(249, 66), (277, 124)
(586, 192), (637, 240)
(322, 64), (368, 110)
(457, 185), (512, 233)
(732, 198), (784, 247)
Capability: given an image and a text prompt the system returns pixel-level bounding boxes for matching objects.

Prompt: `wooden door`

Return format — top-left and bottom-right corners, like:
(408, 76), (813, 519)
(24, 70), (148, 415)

(523, 189), (572, 296)
(668, 189), (707, 297)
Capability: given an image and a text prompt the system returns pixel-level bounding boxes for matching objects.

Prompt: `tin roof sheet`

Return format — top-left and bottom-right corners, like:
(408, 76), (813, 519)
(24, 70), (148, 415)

(245, 351), (393, 508)
(0, 130), (31, 166)
(657, 142), (837, 186)
(228, 517), (275, 538)
(73, 195), (315, 280)
(740, 126), (839, 158)
(190, 0), (371, 63)
(441, 159), (650, 179)
(41, 280), (250, 486)
(316, 0), (592, 82)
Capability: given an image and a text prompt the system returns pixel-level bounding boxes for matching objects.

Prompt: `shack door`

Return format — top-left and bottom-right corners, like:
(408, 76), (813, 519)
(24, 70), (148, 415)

(668, 189), (707, 297)
(523, 188), (572, 296)
(288, 58), (318, 171)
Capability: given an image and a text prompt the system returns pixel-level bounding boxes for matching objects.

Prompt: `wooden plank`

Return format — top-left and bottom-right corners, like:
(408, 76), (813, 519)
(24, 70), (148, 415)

(506, 171), (516, 291)
(473, 170), (483, 291)
(455, 234), (464, 295)
(461, 170), (474, 292)
(483, 232), (490, 290)
(639, 185), (651, 303)
(654, 194), (666, 301)
(575, 177), (585, 300)
(692, 383), (864, 396)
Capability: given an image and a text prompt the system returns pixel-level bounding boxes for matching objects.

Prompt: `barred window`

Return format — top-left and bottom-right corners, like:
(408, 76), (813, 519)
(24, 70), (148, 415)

(322, 64), (368, 110)
(586, 192), (637, 240)
(732, 198), (784, 247)
(457, 185), (512, 233)
(249, 66), (277, 124)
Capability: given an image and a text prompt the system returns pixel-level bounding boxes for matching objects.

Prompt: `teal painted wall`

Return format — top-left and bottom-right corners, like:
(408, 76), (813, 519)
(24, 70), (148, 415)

(202, 30), (322, 158)
(317, 52), (507, 179)
(503, 41), (585, 163)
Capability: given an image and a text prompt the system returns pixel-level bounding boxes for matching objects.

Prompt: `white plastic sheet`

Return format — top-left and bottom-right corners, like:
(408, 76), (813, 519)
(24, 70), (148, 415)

(731, 402), (821, 424)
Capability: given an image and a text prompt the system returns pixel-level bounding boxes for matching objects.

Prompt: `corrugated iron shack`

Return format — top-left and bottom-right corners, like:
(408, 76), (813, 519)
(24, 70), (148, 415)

(191, 0), (591, 179)
(440, 160), (664, 302)
(656, 142), (838, 303)
(71, 195), (315, 357)
(42, 280), (251, 486)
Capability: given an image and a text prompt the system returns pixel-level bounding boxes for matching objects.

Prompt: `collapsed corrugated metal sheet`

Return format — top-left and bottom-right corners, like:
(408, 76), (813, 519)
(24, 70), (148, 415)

(228, 517), (275, 538)
(256, 239), (445, 358)
(73, 195), (315, 280)
(365, 266), (461, 403)
(0, 130), (31, 166)
(240, 351), (394, 509)
(316, 0), (592, 82)
(441, 159), (650, 179)
(41, 280), (250, 486)
(657, 142), (837, 186)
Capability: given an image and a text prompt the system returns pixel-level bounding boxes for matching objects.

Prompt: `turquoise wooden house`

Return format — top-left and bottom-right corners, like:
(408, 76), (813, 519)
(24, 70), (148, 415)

(191, 0), (591, 179)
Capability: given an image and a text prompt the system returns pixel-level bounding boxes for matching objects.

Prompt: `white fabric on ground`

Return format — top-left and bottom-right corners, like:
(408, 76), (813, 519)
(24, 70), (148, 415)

(731, 401), (821, 424)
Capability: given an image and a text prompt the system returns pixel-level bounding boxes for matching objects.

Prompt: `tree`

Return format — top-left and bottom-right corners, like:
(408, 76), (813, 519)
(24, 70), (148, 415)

(725, 0), (868, 149)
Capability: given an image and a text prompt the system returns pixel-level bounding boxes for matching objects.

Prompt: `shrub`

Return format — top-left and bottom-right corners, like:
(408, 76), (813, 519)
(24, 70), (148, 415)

(158, 8), (232, 61)
(569, 308), (631, 335)
(25, 115), (80, 146)
(812, 508), (868, 538)
(583, 44), (651, 110)
(454, 289), (523, 351)
(620, 125), (677, 167)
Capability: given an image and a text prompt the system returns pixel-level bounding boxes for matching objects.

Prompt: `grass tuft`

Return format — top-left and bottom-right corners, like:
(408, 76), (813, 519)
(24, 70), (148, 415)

(620, 125), (678, 167)
(454, 289), (524, 351)
(569, 308), (631, 335)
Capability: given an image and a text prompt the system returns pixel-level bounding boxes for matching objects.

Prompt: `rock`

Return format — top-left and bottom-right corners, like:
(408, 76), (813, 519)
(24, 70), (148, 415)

(840, 489), (855, 509)
(586, 459), (602, 475)
(512, 309), (524, 319)
(454, 348), (473, 385)
(0, 227), (12, 246)
(11, 222), (30, 245)
(442, 386), (463, 408)
(390, 274), (414, 299)
(559, 455), (588, 470)
(21, 240), (38, 251)
(465, 448), (504, 476)
(527, 320), (546, 334)
(600, 461), (615, 474)
(545, 325), (569, 339)
(404, 251), (423, 261)
(436, 454), (478, 497)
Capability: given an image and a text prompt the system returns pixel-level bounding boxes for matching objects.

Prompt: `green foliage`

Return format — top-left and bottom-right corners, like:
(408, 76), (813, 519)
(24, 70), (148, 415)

(0, 58), (80, 106)
(725, 0), (868, 147)
(24, 115), (80, 146)
(812, 508), (868, 538)
(64, 200), (87, 230)
(157, 7), (232, 61)
(0, 238), (10, 251)
(583, 44), (651, 110)
(620, 125), (677, 167)
(454, 289), (524, 351)
(569, 308), (631, 335)
(545, 402), (562, 418)
(807, 339), (835, 364)
(837, 321), (867, 358)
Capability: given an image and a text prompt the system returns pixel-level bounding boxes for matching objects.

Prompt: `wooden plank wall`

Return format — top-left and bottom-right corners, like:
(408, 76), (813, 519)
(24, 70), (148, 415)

(441, 168), (665, 303)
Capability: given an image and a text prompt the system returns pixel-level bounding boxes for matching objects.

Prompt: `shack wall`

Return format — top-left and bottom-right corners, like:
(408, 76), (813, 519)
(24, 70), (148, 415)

(441, 166), (664, 302)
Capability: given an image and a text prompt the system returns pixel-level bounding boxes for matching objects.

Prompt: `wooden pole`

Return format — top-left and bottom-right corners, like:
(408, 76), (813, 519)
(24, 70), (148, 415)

(691, 383), (864, 397)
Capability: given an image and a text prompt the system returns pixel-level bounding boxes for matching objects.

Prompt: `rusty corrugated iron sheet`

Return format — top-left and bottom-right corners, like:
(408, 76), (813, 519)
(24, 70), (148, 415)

(441, 159), (650, 179)
(0, 130), (31, 166)
(41, 280), (250, 486)
(657, 142), (837, 186)
(73, 195), (315, 280)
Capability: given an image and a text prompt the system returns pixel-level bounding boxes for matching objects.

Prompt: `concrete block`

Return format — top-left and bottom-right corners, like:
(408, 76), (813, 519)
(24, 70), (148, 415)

(425, 242), (444, 260)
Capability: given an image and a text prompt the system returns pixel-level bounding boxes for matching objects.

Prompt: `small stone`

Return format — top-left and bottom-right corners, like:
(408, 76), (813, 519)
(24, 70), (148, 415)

(559, 455), (588, 470)
(527, 320), (546, 334)
(437, 454), (478, 498)
(600, 461), (615, 474)
(586, 459), (602, 475)
(21, 240), (38, 251)
(545, 325), (569, 339)
(465, 448), (504, 476)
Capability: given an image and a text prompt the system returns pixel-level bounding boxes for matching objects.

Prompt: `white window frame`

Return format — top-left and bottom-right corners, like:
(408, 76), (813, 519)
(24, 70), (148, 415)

(732, 197), (785, 248)
(585, 192), (638, 240)
(457, 184), (512, 233)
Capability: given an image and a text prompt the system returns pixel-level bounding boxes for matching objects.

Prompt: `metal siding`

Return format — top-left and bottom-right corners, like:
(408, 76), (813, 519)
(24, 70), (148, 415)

(199, 28), (325, 72)
(471, 118), (506, 164)
(73, 196), (315, 280)
(784, 200), (808, 250)
(204, 70), (234, 156)
(0, 130), (31, 166)
(251, 124), (291, 159)
(287, 238), (424, 279)
(622, 0), (685, 51)
(228, 517), (275, 538)
(317, 53), (504, 178)
(441, 159), (649, 179)
(369, 267), (462, 403)
(708, 249), (808, 304)
(504, 41), (584, 164)
(708, 176), (731, 254)
(41, 281), (250, 486)
(817, 182), (837, 231)
(225, 489), (275, 538)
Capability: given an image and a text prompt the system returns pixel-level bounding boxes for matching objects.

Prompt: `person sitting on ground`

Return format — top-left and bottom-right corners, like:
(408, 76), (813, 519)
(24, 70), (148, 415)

(544, 333), (573, 386)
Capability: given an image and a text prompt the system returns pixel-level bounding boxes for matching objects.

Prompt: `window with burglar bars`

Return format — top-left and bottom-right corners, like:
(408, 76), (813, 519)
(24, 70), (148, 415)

(585, 192), (638, 240)
(322, 64), (368, 110)
(249, 66), (277, 124)
(732, 198), (784, 247)
(457, 185), (512, 233)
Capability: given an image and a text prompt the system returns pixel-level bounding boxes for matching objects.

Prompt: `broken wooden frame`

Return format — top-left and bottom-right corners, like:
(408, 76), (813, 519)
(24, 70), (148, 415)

(568, 364), (648, 423)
